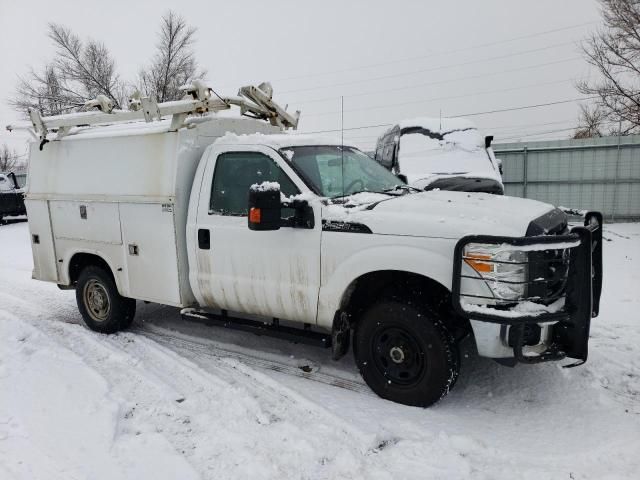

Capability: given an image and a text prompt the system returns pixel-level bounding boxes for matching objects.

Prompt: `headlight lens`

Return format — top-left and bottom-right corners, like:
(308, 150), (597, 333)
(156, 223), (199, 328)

(464, 243), (528, 301)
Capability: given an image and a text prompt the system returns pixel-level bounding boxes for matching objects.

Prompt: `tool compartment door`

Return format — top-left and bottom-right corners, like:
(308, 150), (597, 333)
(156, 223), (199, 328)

(120, 202), (182, 305)
(25, 199), (59, 283)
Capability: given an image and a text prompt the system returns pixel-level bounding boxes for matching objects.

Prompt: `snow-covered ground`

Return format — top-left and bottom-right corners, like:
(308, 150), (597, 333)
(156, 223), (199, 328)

(1, 220), (639, 479)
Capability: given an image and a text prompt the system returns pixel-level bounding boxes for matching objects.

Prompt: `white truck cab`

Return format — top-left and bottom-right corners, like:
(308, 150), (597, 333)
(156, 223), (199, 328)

(7, 87), (603, 407)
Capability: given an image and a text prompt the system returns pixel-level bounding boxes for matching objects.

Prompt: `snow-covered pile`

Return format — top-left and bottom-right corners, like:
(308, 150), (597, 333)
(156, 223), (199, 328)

(1, 220), (639, 479)
(394, 117), (502, 187)
(397, 116), (478, 134)
(462, 297), (566, 319)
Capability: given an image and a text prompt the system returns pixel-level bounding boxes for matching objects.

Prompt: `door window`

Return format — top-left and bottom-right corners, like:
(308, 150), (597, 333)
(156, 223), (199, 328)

(209, 152), (299, 217)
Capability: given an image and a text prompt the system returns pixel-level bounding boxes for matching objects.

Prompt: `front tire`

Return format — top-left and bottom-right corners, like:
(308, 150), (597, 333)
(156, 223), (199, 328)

(76, 265), (136, 333)
(354, 300), (459, 407)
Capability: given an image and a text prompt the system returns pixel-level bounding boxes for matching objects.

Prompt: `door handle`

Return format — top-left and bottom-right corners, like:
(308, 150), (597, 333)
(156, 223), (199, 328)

(198, 228), (210, 250)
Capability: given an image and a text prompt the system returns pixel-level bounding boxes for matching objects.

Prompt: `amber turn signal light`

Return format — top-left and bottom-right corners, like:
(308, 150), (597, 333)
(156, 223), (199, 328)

(464, 253), (494, 273)
(249, 207), (261, 224)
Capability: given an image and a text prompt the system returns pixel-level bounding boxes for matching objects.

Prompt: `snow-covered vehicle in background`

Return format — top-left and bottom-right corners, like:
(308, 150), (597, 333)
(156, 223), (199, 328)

(6, 83), (603, 407)
(0, 172), (27, 223)
(374, 117), (504, 194)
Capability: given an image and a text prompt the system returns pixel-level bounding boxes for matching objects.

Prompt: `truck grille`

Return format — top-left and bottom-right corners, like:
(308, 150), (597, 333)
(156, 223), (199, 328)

(527, 247), (570, 304)
(525, 209), (571, 305)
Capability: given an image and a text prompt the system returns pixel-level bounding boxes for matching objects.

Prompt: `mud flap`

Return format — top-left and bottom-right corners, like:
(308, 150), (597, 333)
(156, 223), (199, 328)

(331, 311), (351, 361)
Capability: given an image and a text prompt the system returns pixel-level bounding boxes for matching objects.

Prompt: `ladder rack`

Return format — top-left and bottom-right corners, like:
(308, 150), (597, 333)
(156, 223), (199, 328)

(6, 81), (300, 148)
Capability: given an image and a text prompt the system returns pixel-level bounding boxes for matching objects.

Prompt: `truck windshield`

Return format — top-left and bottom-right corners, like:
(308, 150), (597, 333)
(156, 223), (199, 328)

(280, 145), (403, 198)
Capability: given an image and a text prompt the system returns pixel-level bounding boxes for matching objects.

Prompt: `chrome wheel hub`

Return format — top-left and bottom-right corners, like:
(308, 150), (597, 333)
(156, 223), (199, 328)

(84, 280), (111, 322)
(389, 346), (405, 364)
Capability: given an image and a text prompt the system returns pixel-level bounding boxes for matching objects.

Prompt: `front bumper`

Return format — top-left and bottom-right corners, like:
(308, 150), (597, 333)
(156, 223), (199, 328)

(452, 212), (603, 364)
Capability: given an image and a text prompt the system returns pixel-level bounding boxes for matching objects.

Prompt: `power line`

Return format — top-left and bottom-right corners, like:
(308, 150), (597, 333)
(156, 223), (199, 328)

(279, 41), (579, 95)
(484, 118), (576, 132)
(337, 119), (577, 142)
(295, 96), (597, 135)
(497, 127), (578, 141)
(292, 57), (583, 106)
(218, 21), (596, 89)
(457, 97), (596, 118)
(303, 78), (575, 118)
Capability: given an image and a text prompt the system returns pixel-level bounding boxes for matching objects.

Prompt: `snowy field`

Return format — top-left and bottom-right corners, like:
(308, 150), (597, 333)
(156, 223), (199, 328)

(0, 219), (639, 480)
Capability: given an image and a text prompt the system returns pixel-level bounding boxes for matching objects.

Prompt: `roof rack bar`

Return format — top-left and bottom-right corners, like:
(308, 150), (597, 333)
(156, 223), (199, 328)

(6, 81), (300, 145)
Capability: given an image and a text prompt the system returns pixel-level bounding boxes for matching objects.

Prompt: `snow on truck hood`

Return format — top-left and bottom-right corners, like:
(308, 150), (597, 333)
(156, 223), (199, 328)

(324, 190), (555, 238)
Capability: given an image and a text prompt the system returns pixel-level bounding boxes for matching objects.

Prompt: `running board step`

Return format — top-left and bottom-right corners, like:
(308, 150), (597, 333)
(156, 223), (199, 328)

(181, 309), (331, 348)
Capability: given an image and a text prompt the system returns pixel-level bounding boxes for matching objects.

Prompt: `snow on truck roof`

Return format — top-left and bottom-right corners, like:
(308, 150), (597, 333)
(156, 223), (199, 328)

(213, 132), (358, 149)
(20, 115), (353, 150)
(29, 115), (275, 142)
(396, 116), (478, 133)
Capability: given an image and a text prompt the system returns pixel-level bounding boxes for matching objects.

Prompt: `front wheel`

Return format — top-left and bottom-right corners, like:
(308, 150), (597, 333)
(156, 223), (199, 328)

(76, 265), (136, 334)
(354, 300), (459, 407)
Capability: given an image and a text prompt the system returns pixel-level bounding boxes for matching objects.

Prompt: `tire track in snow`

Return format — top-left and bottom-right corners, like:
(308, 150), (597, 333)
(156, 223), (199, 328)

(137, 325), (373, 395)
(1, 292), (396, 479)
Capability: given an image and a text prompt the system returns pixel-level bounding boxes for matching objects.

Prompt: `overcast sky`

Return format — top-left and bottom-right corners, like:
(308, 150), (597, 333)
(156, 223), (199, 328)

(0, 0), (602, 155)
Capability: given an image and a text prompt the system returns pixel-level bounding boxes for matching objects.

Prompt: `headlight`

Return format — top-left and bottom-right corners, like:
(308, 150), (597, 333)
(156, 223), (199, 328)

(464, 243), (528, 301)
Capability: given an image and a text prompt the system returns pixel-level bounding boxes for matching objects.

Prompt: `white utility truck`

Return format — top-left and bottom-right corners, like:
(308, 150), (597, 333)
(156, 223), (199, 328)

(7, 83), (603, 407)
(374, 117), (504, 194)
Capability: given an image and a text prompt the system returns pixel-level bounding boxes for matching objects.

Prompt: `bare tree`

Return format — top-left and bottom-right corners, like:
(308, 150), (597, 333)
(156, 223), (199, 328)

(11, 24), (126, 116)
(139, 11), (205, 102)
(577, 0), (640, 134)
(11, 13), (204, 118)
(573, 104), (607, 138)
(0, 144), (19, 172)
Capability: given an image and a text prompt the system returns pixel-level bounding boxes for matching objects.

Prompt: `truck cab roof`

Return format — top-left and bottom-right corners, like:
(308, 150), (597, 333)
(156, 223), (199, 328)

(213, 132), (358, 150)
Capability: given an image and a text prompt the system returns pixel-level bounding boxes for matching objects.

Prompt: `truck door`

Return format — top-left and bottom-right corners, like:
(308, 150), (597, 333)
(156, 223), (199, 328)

(191, 145), (321, 324)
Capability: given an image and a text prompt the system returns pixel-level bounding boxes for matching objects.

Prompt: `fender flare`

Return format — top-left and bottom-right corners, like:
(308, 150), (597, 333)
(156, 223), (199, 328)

(317, 244), (454, 327)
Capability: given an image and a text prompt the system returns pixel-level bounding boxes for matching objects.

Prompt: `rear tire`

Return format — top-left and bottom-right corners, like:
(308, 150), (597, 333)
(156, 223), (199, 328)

(354, 300), (459, 407)
(76, 265), (136, 333)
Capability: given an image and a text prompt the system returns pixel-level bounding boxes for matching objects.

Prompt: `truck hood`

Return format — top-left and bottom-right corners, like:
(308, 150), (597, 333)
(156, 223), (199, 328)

(322, 190), (556, 238)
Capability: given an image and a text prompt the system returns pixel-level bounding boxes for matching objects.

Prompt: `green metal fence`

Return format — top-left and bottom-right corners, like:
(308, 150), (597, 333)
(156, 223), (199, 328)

(494, 135), (640, 221)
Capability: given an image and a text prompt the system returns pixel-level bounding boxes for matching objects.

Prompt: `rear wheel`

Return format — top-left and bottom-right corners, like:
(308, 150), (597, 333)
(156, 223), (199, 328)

(76, 265), (136, 333)
(354, 300), (459, 407)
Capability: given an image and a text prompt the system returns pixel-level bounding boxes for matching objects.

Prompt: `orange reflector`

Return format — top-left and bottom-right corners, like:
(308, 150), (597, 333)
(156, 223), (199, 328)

(249, 207), (261, 224)
(464, 253), (493, 273)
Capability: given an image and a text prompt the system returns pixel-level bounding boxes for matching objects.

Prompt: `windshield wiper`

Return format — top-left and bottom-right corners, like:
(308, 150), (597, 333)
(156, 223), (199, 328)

(331, 189), (380, 200)
(382, 184), (421, 194)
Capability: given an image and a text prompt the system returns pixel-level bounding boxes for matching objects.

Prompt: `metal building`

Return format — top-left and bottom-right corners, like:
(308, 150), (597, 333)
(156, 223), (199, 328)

(494, 135), (640, 221)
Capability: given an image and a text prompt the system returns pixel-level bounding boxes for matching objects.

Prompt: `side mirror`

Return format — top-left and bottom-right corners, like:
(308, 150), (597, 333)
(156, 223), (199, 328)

(397, 173), (408, 184)
(7, 172), (20, 190)
(284, 199), (315, 229)
(248, 182), (281, 231)
(485, 135), (494, 149)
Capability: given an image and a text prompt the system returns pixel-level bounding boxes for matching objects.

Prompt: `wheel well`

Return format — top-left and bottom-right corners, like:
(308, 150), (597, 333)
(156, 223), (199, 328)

(68, 253), (113, 285)
(340, 270), (470, 338)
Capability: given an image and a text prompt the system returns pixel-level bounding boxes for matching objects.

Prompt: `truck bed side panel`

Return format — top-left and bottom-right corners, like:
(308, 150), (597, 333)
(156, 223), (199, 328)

(24, 199), (58, 282)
